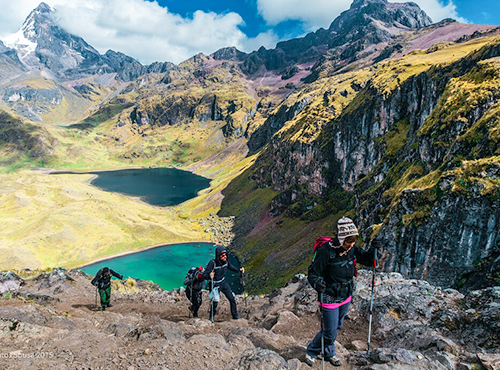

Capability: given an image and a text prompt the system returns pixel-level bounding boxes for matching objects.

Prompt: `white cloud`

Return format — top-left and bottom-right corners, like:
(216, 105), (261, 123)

(0, 0), (468, 65)
(0, 0), (279, 64)
(411, 0), (467, 23)
(256, 0), (467, 30)
(256, 0), (352, 30)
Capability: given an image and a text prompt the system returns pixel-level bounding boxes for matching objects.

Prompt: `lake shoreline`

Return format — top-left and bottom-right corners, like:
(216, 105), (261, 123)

(77, 240), (217, 269)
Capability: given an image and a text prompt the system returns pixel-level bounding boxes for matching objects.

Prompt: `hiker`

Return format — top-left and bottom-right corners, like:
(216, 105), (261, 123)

(183, 266), (205, 318)
(203, 246), (244, 320)
(305, 217), (381, 367)
(91, 267), (123, 311)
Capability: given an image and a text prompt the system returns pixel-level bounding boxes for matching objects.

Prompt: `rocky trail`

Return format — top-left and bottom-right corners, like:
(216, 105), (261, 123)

(1, 268), (499, 370)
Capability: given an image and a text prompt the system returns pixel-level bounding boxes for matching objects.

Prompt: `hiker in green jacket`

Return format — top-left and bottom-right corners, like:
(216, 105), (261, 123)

(91, 267), (123, 311)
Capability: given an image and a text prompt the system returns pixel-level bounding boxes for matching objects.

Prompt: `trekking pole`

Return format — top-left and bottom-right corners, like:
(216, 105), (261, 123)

(210, 278), (214, 324)
(367, 247), (378, 353)
(240, 272), (248, 319)
(189, 281), (193, 319)
(95, 286), (98, 311)
(320, 292), (325, 370)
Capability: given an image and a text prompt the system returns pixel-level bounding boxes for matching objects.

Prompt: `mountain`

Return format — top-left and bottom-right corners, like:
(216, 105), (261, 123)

(2, 2), (175, 81)
(236, 0), (432, 77)
(0, 0), (499, 298)
(0, 268), (498, 368)
(0, 40), (25, 82)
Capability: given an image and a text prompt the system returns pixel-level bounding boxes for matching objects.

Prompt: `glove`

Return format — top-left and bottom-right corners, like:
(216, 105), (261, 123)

(371, 238), (382, 250)
(315, 279), (326, 294)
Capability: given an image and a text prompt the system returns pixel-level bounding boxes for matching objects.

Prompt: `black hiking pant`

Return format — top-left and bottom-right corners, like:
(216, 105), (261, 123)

(186, 286), (202, 317)
(210, 280), (238, 319)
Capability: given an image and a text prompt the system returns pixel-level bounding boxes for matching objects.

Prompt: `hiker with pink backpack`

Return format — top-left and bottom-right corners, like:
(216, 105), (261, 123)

(305, 217), (381, 367)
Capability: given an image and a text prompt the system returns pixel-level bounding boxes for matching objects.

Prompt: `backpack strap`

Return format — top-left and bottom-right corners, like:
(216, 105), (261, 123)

(327, 248), (355, 269)
(213, 262), (228, 270)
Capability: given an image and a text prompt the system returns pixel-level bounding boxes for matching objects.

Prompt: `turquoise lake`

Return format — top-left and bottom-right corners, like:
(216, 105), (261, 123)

(54, 168), (242, 292)
(80, 243), (243, 293)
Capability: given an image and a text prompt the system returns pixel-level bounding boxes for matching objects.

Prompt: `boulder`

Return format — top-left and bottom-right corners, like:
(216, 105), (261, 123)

(0, 271), (25, 293)
(477, 353), (500, 370)
(225, 348), (289, 370)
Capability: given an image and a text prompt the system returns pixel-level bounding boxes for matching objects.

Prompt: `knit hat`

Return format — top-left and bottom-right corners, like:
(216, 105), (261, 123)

(337, 217), (359, 245)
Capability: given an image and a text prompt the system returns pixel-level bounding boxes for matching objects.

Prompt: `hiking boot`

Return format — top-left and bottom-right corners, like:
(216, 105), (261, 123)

(232, 314), (240, 320)
(107, 303), (113, 308)
(326, 355), (342, 366)
(304, 353), (315, 367)
(101, 306), (106, 312)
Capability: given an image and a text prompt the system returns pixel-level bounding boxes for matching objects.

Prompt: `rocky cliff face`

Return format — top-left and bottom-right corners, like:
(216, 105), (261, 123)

(225, 34), (500, 292)
(1, 268), (498, 369)
(0, 40), (24, 76)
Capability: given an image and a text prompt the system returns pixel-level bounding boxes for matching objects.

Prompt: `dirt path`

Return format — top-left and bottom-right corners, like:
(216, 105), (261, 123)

(0, 270), (375, 369)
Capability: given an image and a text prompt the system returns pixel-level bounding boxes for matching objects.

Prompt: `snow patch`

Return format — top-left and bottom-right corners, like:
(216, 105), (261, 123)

(3, 29), (38, 63)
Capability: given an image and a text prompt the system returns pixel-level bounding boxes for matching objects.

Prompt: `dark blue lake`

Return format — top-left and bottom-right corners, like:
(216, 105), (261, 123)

(89, 168), (210, 206)
(54, 167), (210, 206)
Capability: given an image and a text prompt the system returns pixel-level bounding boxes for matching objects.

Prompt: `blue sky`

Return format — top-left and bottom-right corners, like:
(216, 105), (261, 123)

(0, 0), (498, 65)
(160, 0), (500, 39)
(158, 0), (305, 39)
(453, 0), (500, 25)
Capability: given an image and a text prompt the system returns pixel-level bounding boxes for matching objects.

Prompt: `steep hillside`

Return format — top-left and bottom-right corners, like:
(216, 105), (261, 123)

(0, 2), (176, 124)
(0, 111), (57, 170)
(221, 35), (500, 293)
(0, 269), (498, 369)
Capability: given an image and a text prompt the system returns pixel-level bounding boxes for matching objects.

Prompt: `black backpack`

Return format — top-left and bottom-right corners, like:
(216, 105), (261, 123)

(183, 266), (205, 291)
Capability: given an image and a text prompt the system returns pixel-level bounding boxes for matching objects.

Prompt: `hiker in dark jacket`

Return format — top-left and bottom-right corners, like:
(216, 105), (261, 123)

(305, 217), (381, 367)
(183, 266), (205, 318)
(203, 246), (244, 320)
(91, 267), (123, 311)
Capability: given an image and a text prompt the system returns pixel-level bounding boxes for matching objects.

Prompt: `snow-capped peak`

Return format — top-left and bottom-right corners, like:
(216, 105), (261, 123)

(2, 2), (55, 65)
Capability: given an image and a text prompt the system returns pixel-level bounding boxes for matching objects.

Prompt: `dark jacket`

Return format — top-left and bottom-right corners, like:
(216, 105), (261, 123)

(307, 237), (375, 302)
(91, 268), (122, 290)
(203, 246), (239, 286)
